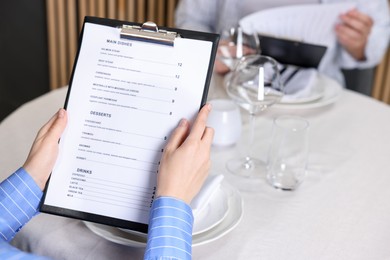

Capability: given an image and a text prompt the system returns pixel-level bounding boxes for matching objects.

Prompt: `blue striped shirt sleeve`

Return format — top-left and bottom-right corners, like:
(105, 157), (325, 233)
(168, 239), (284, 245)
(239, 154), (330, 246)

(144, 196), (194, 260)
(0, 167), (42, 242)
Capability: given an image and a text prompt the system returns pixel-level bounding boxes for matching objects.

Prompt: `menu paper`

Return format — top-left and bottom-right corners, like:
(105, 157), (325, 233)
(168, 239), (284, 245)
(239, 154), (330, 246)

(239, 3), (356, 47)
(41, 20), (216, 232)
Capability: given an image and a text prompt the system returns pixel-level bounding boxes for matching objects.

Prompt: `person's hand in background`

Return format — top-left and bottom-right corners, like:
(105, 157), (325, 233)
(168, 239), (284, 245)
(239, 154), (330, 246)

(215, 39), (258, 74)
(23, 108), (68, 190)
(214, 40), (232, 74)
(335, 8), (374, 61)
(156, 104), (214, 204)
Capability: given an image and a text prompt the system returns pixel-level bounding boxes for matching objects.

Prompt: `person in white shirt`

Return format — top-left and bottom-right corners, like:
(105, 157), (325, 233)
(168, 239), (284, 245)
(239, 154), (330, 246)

(175, 0), (390, 87)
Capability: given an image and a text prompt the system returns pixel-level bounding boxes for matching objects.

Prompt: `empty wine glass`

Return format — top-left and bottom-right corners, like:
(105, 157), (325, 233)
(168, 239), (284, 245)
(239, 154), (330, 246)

(217, 26), (260, 71)
(225, 54), (284, 178)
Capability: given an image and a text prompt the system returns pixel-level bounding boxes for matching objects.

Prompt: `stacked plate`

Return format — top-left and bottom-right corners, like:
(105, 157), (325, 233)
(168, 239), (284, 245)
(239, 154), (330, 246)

(275, 74), (343, 110)
(84, 178), (243, 247)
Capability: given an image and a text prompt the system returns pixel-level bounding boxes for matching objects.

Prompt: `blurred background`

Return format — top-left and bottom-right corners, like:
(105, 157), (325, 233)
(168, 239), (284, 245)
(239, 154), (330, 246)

(0, 0), (388, 122)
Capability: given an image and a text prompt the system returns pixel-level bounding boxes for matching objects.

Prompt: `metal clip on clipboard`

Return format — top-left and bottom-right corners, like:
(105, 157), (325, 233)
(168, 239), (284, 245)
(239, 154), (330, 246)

(120, 21), (179, 46)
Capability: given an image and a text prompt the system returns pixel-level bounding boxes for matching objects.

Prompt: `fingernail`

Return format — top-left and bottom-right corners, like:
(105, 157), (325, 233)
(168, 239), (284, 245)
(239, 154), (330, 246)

(58, 108), (65, 118)
(179, 119), (188, 127)
(206, 103), (212, 111)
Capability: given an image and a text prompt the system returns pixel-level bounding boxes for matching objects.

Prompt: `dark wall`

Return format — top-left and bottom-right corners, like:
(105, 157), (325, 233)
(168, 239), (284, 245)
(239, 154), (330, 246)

(0, 0), (49, 122)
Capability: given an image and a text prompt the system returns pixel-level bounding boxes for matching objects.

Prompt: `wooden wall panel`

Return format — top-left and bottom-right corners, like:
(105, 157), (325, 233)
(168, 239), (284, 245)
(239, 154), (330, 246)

(371, 0), (390, 104)
(137, 0), (146, 23)
(372, 48), (390, 104)
(46, 0), (58, 90)
(78, 0), (87, 31)
(97, 0), (106, 17)
(66, 0), (78, 75)
(118, 0), (126, 20)
(107, 0), (116, 19)
(126, 0), (136, 21)
(56, 1), (67, 87)
(167, 0), (177, 27)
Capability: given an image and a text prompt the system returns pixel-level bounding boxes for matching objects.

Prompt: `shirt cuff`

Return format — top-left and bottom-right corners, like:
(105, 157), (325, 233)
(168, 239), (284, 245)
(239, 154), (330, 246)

(0, 168), (43, 241)
(144, 196), (194, 260)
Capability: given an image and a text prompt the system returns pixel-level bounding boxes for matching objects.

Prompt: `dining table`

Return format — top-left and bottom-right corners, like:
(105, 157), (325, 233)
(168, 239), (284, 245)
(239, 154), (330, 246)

(1, 73), (390, 260)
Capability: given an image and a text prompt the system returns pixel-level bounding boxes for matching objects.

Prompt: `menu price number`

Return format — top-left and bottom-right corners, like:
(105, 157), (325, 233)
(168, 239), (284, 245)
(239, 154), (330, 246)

(149, 186), (157, 207)
(175, 62), (182, 79)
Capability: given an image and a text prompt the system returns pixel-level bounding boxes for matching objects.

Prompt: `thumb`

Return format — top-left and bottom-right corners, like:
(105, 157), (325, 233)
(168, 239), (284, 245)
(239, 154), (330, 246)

(38, 108), (67, 141)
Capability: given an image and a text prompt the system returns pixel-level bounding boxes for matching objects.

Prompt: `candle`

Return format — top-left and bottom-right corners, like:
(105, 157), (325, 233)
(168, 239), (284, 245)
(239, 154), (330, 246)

(258, 66), (264, 100)
(236, 27), (243, 58)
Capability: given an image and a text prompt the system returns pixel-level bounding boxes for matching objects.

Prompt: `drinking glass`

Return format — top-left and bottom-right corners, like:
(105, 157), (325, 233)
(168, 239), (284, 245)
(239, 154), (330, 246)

(217, 26), (260, 71)
(266, 115), (310, 190)
(225, 54), (284, 178)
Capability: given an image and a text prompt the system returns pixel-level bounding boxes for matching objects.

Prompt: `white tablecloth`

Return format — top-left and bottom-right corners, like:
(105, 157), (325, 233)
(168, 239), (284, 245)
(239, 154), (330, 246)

(1, 74), (390, 260)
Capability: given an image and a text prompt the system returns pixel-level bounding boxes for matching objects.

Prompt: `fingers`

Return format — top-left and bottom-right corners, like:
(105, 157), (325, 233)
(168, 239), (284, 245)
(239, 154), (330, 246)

(22, 108), (68, 190)
(37, 109), (62, 138)
(188, 103), (212, 141)
(47, 108), (68, 141)
(338, 9), (373, 36)
(345, 9), (373, 29)
(37, 108), (67, 140)
(336, 25), (359, 44)
(214, 60), (231, 75)
(164, 103), (212, 151)
(164, 119), (190, 151)
(202, 126), (214, 146)
(335, 9), (372, 61)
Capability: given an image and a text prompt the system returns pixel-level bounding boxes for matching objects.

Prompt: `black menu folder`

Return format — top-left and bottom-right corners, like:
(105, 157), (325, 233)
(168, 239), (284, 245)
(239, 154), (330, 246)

(258, 34), (327, 68)
(40, 16), (219, 233)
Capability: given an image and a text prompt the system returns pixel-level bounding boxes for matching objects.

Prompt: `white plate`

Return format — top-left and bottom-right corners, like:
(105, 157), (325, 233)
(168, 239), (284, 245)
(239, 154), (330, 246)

(85, 221), (147, 248)
(118, 186), (229, 236)
(279, 68), (323, 104)
(193, 186), (229, 235)
(193, 181), (243, 247)
(84, 181), (243, 247)
(280, 82), (325, 104)
(274, 74), (342, 109)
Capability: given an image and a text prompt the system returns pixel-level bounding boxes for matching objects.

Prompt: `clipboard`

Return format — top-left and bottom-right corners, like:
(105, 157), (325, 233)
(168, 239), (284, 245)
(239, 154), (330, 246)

(258, 34), (327, 68)
(40, 16), (219, 233)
